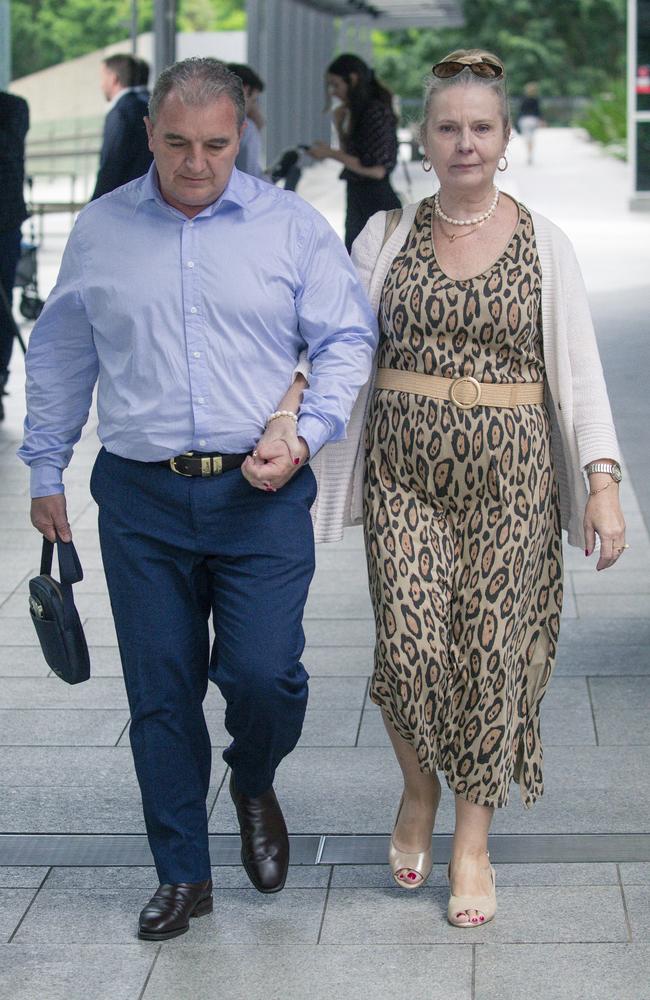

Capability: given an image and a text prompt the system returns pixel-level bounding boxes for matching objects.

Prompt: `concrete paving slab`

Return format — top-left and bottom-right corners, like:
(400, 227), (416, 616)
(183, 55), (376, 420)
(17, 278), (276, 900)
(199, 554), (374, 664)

(622, 885), (650, 941)
(577, 595), (650, 618)
(304, 592), (373, 620)
(589, 677), (650, 744)
(303, 646), (374, 676)
(320, 885), (627, 944)
(11, 886), (328, 945)
(554, 643), (650, 676)
(571, 569), (650, 596)
(474, 944), (650, 1000)
(0, 887), (38, 942)
(0, 944), (156, 1000)
(620, 864), (650, 885)
(47, 864), (331, 889)
(0, 677), (129, 710)
(145, 944), (474, 1000)
(0, 709), (128, 746)
(0, 746), (140, 786)
(0, 867), (48, 888)
(304, 619), (375, 647)
(0, 647), (51, 677)
(203, 709), (362, 749)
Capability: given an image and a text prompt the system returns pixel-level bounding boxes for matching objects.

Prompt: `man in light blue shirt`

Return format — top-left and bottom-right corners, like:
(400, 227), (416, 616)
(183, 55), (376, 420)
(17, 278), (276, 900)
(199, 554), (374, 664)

(19, 58), (377, 941)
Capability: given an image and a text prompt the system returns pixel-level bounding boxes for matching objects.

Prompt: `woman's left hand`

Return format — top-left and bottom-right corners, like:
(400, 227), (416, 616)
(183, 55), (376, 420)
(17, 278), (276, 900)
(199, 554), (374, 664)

(584, 488), (626, 571)
(308, 141), (333, 160)
(242, 416), (309, 492)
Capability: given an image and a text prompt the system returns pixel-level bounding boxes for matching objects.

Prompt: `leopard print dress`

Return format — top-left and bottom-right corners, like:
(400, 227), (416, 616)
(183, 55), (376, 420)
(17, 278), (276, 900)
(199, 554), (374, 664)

(364, 198), (563, 809)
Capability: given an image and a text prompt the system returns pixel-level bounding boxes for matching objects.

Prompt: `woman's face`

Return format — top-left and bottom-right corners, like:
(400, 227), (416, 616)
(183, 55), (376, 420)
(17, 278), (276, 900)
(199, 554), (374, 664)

(424, 85), (508, 193)
(327, 73), (349, 104)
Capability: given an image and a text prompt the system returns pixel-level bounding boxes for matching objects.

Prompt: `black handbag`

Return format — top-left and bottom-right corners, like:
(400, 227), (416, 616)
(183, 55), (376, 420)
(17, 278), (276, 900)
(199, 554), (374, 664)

(28, 536), (90, 684)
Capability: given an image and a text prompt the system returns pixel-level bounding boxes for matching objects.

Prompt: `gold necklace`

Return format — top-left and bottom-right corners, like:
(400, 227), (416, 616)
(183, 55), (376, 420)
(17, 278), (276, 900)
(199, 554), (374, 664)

(435, 218), (483, 243)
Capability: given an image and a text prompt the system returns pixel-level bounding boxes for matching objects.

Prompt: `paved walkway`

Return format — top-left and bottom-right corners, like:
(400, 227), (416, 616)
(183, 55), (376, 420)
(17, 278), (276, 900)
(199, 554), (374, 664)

(0, 129), (649, 1000)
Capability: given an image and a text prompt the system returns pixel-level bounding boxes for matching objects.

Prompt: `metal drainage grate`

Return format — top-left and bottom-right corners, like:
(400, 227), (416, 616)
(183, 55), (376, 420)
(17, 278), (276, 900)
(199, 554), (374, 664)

(1, 833), (649, 867)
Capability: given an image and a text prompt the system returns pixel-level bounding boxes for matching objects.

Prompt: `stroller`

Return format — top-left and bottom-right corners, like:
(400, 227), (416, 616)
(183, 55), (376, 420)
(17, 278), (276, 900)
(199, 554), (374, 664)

(269, 144), (310, 191)
(14, 176), (45, 330)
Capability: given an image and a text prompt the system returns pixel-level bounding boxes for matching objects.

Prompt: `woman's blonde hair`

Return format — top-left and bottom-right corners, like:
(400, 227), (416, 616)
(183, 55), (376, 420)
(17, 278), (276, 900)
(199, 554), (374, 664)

(421, 48), (511, 140)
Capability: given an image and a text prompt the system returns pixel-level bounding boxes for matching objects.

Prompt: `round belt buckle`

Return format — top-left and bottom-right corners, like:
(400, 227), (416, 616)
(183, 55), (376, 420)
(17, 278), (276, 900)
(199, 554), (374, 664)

(449, 376), (482, 409)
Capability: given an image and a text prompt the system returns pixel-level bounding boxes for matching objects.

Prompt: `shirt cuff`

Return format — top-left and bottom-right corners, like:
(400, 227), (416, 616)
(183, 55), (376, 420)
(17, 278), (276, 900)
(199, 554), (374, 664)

(293, 351), (311, 384)
(296, 413), (333, 459)
(30, 464), (65, 498)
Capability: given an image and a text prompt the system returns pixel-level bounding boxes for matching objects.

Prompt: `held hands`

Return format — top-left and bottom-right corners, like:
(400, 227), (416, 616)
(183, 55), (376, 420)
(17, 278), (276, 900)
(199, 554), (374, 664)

(584, 483), (626, 571)
(31, 494), (72, 543)
(242, 416), (310, 493)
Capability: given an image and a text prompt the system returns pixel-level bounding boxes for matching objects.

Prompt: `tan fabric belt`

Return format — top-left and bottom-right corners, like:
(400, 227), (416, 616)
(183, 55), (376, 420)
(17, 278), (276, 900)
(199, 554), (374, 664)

(374, 368), (545, 409)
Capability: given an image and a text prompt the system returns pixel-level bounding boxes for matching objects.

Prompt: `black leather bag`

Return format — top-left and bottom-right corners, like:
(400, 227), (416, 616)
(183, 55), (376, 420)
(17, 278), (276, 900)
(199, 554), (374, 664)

(28, 537), (90, 684)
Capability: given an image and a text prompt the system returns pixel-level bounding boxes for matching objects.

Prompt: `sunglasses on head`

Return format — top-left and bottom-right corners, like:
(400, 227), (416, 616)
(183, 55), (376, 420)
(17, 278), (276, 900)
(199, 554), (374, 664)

(432, 60), (504, 80)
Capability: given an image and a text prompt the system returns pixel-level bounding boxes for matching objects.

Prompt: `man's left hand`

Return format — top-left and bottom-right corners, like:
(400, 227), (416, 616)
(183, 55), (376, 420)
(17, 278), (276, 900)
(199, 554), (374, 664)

(242, 417), (310, 492)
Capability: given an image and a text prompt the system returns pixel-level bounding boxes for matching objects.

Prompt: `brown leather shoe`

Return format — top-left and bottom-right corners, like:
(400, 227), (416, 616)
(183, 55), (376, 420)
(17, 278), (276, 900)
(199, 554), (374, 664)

(229, 773), (289, 893)
(137, 879), (213, 940)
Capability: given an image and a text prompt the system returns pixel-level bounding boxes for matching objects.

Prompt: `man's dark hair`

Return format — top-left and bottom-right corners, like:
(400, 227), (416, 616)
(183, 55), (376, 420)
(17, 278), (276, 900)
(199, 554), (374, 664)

(227, 63), (265, 94)
(104, 54), (136, 88)
(133, 58), (150, 88)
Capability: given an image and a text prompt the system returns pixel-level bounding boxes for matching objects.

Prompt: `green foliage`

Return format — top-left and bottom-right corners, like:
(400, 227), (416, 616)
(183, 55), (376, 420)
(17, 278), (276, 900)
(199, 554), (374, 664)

(373, 0), (626, 109)
(578, 79), (627, 152)
(11, 0), (246, 80)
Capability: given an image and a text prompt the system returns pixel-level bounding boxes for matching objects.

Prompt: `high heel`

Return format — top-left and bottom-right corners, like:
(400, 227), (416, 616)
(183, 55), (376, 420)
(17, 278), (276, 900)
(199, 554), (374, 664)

(389, 793), (433, 889)
(447, 851), (496, 927)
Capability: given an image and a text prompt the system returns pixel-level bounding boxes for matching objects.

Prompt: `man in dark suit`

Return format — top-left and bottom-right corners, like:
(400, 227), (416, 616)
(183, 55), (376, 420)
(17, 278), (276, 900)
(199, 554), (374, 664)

(133, 57), (151, 109)
(91, 54), (153, 200)
(0, 90), (29, 421)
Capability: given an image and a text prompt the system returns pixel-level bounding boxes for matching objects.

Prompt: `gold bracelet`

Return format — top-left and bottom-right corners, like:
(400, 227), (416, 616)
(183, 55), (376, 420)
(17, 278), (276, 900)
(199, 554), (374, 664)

(589, 480), (616, 497)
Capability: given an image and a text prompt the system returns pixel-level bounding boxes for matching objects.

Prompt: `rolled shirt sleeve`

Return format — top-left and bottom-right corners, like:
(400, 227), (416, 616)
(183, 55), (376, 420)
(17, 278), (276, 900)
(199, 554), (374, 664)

(17, 219), (99, 496)
(295, 213), (378, 457)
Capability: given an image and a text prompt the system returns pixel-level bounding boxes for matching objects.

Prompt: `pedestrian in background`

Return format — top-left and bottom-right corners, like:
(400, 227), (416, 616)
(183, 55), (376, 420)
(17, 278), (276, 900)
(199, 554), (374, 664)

(518, 81), (544, 165)
(133, 57), (151, 109)
(227, 63), (267, 179)
(0, 89), (29, 421)
(309, 53), (401, 251)
(91, 54), (153, 200)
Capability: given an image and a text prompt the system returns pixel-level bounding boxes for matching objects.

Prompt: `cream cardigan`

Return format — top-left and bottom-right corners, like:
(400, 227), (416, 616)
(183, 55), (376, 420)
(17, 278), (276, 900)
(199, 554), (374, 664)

(309, 200), (621, 549)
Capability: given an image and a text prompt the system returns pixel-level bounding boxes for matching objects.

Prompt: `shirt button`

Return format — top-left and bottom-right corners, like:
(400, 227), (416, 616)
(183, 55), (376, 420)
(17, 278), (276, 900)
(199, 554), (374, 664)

(199, 438), (207, 446)
(190, 306), (198, 314)
(189, 221), (195, 227)
(187, 261), (194, 268)
(193, 351), (201, 358)
(197, 397), (205, 404)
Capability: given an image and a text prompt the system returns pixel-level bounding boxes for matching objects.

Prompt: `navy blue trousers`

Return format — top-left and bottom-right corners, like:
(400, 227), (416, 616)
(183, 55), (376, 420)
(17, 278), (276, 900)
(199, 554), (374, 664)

(90, 448), (316, 884)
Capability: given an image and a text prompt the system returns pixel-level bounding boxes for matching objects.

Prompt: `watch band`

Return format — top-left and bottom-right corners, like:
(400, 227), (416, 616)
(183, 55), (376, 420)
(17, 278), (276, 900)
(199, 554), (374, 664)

(585, 461), (621, 481)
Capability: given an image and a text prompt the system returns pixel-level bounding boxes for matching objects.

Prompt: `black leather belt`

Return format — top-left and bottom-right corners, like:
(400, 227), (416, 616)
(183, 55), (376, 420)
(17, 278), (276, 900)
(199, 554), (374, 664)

(159, 451), (249, 477)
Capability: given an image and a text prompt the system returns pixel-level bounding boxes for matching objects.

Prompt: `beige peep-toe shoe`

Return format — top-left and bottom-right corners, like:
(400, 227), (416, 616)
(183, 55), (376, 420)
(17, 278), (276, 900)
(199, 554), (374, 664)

(389, 794), (433, 890)
(447, 852), (496, 927)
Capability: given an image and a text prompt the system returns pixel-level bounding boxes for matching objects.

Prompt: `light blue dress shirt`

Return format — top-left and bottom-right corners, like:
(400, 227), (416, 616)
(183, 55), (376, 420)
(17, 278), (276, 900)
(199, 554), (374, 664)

(18, 164), (378, 497)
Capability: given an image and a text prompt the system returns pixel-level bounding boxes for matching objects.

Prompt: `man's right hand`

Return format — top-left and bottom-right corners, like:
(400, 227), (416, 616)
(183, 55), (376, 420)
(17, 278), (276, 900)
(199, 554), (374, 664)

(31, 494), (72, 543)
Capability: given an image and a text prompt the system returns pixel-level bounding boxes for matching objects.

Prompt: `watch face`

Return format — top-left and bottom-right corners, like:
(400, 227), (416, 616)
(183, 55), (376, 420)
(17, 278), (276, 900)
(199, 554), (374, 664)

(611, 463), (622, 482)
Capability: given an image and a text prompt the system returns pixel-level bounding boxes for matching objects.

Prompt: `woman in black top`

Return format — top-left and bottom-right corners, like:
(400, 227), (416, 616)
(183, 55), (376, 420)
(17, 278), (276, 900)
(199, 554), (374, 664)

(309, 53), (401, 252)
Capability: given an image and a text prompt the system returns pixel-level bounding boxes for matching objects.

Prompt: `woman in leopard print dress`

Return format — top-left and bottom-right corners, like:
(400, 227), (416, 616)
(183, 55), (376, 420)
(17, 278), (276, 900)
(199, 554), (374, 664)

(362, 51), (626, 926)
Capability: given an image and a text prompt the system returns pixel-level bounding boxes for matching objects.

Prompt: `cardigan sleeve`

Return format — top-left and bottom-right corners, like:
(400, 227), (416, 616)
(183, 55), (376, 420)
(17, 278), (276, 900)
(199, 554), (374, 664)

(351, 210), (387, 298)
(558, 231), (621, 468)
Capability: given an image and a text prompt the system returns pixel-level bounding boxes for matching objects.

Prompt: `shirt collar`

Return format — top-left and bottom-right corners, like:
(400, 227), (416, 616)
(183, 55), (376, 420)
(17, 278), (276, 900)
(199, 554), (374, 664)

(134, 163), (248, 218)
(106, 87), (133, 112)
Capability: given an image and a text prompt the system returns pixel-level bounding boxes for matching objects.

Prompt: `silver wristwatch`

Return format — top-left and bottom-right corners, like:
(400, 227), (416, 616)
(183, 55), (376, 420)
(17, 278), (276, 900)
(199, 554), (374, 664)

(584, 461), (622, 483)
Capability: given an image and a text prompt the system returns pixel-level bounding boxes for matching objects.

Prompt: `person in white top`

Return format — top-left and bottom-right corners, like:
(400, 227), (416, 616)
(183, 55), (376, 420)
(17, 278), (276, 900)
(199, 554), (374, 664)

(280, 47), (626, 931)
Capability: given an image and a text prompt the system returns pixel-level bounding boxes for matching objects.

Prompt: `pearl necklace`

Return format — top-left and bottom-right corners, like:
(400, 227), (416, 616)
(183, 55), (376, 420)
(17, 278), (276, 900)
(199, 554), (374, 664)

(434, 187), (500, 227)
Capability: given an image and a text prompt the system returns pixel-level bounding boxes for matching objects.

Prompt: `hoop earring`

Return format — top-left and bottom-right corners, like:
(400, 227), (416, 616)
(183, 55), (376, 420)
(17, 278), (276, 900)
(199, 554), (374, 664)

(422, 158), (433, 173)
(498, 155), (508, 172)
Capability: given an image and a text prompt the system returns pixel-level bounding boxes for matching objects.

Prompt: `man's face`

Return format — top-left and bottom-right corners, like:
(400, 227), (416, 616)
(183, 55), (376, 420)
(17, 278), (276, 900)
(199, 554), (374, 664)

(100, 64), (119, 101)
(243, 85), (261, 116)
(145, 92), (244, 218)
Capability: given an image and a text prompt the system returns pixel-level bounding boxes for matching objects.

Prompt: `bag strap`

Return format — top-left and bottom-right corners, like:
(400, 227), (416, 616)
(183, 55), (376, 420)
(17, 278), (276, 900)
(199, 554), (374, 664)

(382, 207), (403, 249)
(40, 536), (84, 585)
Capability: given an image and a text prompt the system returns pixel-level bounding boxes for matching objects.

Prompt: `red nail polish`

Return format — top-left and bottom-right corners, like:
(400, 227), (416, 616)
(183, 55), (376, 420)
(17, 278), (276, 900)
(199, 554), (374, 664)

(293, 458), (300, 466)
(585, 549), (589, 556)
